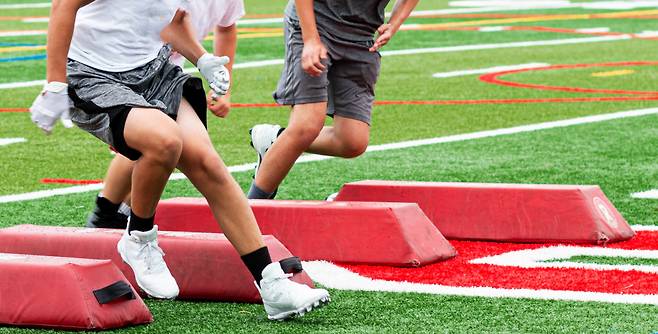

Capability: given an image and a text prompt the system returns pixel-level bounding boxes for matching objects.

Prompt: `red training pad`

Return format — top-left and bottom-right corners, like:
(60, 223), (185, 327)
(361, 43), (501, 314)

(155, 198), (456, 267)
(0, 253), (152, 330)
(0, 225), (313, 302)
(334, 180), (635, 244)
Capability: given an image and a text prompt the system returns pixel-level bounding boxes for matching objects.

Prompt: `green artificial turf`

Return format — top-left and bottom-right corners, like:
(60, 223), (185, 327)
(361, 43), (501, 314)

(1, 1), (658, 333)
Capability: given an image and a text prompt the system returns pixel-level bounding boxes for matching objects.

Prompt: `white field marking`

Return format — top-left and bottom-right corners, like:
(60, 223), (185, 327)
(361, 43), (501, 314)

(0, 2), (50, 9)
(470, 246), (658, 274)
(379, 35), (630, 56)
(2, 107), (658, 204)
(303, 260), (658, 305)
(631, 189), (658, 199)
(449, 0), (572, 8)
(479, 26), (508, 32)
(0, 30), (47, 37)
(450, 0), (658, 9)
(0, 138), (26, 146)
(432, 62), (549, 78)
(0, 35), (629, 91)
(632, 225), (658, 232)
(636, 31), (658, 38)
(581, 1), (658, 9)
(0, 80), (45, 90)
(20, 17), (49, 23)
(575, 27), (611, 33)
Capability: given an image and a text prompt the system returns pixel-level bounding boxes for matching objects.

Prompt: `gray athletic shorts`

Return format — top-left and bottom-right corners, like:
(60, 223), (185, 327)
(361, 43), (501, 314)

(273, 18), (381, 125)
(67, 45), (207, 161)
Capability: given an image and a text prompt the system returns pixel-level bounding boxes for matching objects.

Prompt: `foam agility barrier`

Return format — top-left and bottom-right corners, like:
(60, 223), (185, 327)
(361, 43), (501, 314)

(0, 253), (152, 330)
(0, 225), (313, 302)
(333, 180), (635, 244)
(155, 198), (456, 267)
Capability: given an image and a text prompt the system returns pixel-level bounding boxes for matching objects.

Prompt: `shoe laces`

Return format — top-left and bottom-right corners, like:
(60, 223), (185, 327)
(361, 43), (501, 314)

(136, 239), (166, 273)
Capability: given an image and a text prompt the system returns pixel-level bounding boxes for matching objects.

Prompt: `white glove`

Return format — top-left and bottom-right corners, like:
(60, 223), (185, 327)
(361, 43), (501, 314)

(29, 81), (71, 134)
(197, 53), (230, 96)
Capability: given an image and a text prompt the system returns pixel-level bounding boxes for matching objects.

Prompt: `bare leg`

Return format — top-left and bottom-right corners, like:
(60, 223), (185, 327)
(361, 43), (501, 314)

(175, 99), (264, 255)
(253, 102), (327, 193)
(101, 154), (134, 204)
(123, 108), (182, 218)
(306, 115), (369, 158)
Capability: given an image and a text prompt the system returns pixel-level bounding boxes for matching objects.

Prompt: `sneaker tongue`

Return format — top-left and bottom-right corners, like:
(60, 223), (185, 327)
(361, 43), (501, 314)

(262, 261), (286, 279)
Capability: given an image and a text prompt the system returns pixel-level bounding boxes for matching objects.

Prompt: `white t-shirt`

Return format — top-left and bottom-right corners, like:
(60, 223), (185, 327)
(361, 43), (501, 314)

(69, 0), (189, 72)
(169, 0), (245, 67)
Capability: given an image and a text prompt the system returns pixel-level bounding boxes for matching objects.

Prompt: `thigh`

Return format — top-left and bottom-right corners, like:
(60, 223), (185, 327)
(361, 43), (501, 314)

(175, 99), (221, 171)
(273, 18), (333, 106)
(123, 107), (181, 154)
(327, 50), (380, 125)
(333, 115), (370, 145)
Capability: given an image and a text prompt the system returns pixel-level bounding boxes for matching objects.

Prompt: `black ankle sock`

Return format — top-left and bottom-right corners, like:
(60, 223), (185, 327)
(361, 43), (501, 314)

(96, 195), (120, 214)
(128, 211), (154, 233)
(240, 246), (272, 284)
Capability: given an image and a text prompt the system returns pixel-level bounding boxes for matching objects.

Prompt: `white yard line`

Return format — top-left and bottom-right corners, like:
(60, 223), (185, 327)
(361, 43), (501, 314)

(432, 62), (549, 78)
(303, 260), (658, 305)
(632, 189), (658, 199)
(1, 107), (657, 204)
(0, 35), (630, 91)
(632, 225), (658, 231)
(0, 30), (47, 37)
(0, 2), (50, 9)
(0, 138), (26, 146)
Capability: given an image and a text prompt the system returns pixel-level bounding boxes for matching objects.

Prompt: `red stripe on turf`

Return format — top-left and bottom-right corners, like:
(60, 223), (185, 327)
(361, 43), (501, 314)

(480, 61), (658, 95)
(4, 95), (658, 114)
(40, 178), (103, 185)
(341, 231), (658, 295)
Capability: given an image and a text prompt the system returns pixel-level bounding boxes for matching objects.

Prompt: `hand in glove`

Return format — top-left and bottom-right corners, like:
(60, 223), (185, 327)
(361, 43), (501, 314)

(197, 53), (230, 96)
(29, 81), (73, 134)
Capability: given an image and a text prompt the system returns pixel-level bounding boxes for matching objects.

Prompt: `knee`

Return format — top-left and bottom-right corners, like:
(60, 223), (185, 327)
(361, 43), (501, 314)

(142, 133), (183, 168)
(340, 138), (368, 158)
(196, 153), (232, 185)
(287, 123), (323, 147)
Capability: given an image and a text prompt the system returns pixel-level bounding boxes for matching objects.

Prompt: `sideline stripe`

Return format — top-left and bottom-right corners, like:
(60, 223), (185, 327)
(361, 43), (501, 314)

(0, 35), (632, 91)
(631, 189), (658, 199)
(303, 260), (658, 305)
(1, 107), (657, 204)
(0, 138), (26, 146)
(432, 62), (549, 78)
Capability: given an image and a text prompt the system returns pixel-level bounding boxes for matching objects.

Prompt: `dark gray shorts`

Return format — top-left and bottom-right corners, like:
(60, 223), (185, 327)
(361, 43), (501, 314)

(273, 18), (381, 125)
(67, 46), (207, 161)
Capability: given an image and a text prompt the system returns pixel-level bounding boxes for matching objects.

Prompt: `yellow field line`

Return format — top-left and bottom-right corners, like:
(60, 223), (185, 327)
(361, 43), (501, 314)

(204, 32), (283, 41)
(0, 45), (45, 53)
(591, 69), (636, 77)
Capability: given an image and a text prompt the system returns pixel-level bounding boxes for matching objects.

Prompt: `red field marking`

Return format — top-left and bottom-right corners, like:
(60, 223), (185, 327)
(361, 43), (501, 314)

(341, 231), (658, 295)
(480, 61), (658, 96)
(4, 96), (658, 115)
(40, 178), (103, 185)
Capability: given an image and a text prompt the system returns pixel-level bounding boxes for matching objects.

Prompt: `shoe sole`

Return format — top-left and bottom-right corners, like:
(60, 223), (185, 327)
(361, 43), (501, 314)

(267, 294), (332, 321)
(117, 239), (178, 300)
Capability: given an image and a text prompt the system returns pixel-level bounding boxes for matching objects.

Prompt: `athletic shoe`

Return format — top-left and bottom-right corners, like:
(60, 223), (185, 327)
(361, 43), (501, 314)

(249, 124), (281, 179)
(325, 192), (339, 201)
(117, 225), (179, 299)
(86, 204), (129, 229)
(257, 262), (331, 321)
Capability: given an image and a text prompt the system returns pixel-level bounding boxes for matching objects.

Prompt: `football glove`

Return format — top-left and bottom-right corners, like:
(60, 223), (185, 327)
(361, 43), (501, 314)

(29, 81), (72, 134)
(197, 53), (230, 96)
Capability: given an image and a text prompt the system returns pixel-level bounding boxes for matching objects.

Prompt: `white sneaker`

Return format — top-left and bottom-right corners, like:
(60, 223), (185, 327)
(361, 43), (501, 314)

(257, 262), (330, 321)
(249, 124), (281, 178)
(117, 225), (179, 299)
